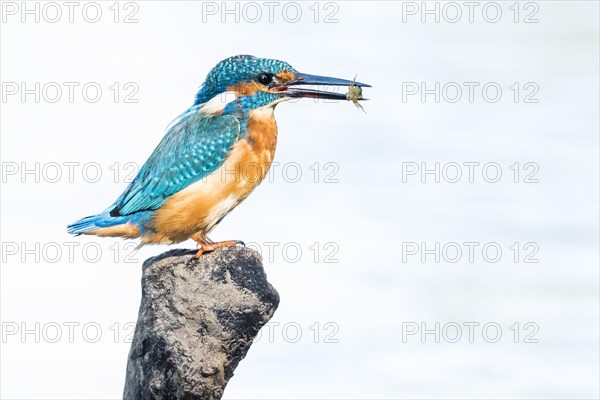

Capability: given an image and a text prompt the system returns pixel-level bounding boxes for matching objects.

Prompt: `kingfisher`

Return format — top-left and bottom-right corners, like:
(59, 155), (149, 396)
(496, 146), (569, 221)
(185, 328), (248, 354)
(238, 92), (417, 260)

(67, 55), (369, 258)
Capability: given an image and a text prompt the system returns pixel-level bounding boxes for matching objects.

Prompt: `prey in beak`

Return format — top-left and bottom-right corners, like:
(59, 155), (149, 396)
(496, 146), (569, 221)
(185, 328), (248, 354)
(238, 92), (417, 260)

(270, 72), (371, 101)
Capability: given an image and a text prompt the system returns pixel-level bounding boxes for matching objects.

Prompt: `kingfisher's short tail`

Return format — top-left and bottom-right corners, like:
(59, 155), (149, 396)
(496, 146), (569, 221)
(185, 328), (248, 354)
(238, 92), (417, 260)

(67, 208), (125, 235)
(67, 207), (135, 236)
(67, 207), (152, 238)
(67, 214), (101, 235)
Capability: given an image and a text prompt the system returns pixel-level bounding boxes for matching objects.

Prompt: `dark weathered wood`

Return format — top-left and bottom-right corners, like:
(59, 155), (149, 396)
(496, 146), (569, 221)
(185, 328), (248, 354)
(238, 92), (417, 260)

(123, 247), (279, 400)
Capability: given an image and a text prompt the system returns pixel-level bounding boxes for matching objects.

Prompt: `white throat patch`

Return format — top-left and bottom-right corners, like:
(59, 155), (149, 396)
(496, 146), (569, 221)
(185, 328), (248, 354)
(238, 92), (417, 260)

(199, 91), (237, 114)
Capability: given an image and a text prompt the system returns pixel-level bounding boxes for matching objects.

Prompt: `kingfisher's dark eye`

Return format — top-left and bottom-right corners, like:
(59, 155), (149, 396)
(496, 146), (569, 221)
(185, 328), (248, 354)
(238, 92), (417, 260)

(257, 72), (274, 85)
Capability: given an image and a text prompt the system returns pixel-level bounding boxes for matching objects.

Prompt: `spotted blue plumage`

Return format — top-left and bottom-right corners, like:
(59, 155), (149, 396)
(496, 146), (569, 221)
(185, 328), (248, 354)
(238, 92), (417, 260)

(68, 113), (239, 235)
(114, 113), (239, 215)
(195, 55), (296, 105)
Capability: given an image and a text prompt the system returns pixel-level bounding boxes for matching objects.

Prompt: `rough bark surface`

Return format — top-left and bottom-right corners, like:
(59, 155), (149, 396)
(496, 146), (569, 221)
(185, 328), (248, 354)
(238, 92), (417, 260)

(123, 247), (279, 400)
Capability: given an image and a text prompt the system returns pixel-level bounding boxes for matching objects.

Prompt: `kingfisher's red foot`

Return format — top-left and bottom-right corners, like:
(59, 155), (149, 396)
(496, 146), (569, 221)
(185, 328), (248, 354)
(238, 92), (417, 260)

(192, 234), (245, 258)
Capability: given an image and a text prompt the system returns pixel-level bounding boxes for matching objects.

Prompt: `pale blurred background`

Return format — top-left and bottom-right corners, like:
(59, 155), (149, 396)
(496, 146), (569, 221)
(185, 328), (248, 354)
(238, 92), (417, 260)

(1, 1), (598, 399)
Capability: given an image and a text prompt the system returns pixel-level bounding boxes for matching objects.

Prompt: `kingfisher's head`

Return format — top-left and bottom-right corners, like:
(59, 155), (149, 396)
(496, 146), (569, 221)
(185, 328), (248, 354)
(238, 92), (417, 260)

(194, 55), (369, 114)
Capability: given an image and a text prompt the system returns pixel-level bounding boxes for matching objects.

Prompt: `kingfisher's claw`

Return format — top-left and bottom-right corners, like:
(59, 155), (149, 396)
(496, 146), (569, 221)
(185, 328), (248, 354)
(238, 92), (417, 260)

(192, 236), (246, 259)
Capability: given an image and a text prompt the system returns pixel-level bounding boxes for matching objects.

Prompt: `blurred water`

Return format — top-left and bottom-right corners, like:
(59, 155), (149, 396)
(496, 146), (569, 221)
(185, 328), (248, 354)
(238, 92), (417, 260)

(1, 1), (598, 399)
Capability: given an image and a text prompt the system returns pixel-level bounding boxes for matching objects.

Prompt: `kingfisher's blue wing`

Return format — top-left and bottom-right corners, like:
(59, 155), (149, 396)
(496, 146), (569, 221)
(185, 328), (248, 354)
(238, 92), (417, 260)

(112, 112), (240, 216)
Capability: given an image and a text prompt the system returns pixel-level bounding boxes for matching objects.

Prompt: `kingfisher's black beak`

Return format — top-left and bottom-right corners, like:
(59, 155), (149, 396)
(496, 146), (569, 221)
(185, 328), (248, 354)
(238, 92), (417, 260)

(272, 72), (371, 100)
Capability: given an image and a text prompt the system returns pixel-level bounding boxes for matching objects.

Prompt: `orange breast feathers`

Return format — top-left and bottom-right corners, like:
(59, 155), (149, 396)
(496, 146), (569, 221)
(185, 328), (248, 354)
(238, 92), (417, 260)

(148, 107), (279, 244)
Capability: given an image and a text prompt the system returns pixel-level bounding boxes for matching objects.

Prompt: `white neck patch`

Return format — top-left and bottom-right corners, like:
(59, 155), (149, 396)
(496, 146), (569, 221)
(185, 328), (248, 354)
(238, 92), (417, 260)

(199, 91), (237, 114)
